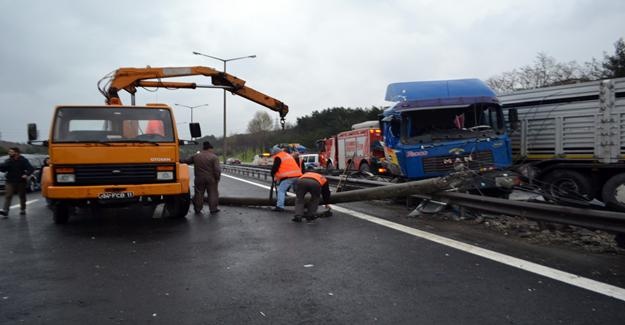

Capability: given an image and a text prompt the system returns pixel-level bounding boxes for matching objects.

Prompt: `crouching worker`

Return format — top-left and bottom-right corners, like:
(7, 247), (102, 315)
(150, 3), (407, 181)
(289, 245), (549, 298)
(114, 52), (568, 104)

(293, 172), (331, 223)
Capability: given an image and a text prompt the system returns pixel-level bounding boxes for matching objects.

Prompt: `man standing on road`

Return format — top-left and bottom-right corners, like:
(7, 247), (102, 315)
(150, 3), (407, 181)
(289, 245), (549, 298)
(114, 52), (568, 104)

(182, 141), (221, 214)
(270, 146), (302, 212)
(292, 172), (331, 223)
(0, 147), (34, 218)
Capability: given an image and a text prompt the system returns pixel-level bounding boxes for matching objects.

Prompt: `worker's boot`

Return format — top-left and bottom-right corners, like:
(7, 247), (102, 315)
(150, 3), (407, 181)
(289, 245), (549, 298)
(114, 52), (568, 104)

(292, 215), (302, 223)
(319, 210), (333, 218)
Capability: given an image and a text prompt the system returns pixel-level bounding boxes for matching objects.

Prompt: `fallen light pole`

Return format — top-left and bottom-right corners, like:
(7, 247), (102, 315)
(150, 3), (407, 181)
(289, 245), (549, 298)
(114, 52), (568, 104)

(218, 173), (469, 207)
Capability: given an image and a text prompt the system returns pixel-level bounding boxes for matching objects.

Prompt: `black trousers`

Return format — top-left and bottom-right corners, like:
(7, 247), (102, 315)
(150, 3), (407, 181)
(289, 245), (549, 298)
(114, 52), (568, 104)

(3, 182), (26, 212)
(294, 178), (321, 217)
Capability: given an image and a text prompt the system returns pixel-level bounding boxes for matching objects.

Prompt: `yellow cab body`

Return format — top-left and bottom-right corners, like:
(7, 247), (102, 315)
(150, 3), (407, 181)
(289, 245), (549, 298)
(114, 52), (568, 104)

(42, 105), (190, 201)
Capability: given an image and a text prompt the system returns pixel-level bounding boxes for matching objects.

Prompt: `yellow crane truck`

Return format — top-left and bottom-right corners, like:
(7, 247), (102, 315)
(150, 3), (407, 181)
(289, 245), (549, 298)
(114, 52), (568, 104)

(29, 66), (288, 223)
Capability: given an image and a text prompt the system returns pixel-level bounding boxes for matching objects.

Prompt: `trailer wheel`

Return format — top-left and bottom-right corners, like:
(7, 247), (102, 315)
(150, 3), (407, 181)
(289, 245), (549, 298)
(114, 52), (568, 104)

(359, 162), (370, 173)
(542, 170), (593, 203)
(165, 193), (190, 219)
(53, 203), (70, 224)
(601, 173), (625, 212)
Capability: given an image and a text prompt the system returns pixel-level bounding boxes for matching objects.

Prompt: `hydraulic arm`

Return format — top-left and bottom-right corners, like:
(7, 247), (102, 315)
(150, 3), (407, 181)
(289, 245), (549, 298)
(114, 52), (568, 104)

(98, 66), (289, 127)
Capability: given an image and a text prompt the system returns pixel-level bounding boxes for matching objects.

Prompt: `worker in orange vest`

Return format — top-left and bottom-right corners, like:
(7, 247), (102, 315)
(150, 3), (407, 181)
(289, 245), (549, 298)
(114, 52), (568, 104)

(270, 146), (302, 211)
(292, 172), (331, 223)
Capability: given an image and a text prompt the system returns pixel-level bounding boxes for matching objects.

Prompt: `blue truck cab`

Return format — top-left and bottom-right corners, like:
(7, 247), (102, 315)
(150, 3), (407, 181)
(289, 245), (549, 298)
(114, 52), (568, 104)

(380, 79), (513, 181)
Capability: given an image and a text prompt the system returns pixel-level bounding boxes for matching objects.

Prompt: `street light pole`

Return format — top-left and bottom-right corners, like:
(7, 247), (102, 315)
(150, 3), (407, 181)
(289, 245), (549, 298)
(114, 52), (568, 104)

(192, 51), (256, 162)
(174, 103), (209, 123)
(174, 104), (209, 140)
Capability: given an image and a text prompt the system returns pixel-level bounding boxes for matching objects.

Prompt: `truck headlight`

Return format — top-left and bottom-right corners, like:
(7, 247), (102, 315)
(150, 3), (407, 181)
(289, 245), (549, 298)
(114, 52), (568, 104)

(157, 171), (174, 180)
(56, 174), (76, 183)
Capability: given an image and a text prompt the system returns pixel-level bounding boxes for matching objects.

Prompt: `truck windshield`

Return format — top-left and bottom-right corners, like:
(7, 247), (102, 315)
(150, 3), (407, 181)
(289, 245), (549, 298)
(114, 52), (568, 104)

(53, 107), (175, 143)
(402, 104), (503, 143)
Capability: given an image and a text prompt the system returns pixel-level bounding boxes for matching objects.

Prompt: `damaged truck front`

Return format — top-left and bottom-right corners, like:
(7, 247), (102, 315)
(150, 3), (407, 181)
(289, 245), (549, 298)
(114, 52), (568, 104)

(380, 79), (518, 194)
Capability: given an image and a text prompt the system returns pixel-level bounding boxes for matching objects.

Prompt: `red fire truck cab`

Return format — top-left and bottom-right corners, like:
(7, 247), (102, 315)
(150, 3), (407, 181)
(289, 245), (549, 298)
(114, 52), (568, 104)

(316, 121), (386, 174)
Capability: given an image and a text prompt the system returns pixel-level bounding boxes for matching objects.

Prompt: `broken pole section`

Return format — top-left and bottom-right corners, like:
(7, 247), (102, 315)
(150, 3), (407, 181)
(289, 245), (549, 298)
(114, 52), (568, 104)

(218, 173), (469, 207)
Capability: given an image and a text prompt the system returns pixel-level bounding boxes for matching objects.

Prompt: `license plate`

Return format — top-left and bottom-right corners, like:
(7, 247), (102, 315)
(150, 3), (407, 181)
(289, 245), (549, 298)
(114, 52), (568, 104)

(98, 191), (135, 200)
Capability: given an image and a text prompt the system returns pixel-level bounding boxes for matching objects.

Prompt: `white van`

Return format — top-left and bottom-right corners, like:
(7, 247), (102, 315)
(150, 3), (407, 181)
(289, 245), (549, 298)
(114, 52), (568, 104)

(300, 154), (321, 171)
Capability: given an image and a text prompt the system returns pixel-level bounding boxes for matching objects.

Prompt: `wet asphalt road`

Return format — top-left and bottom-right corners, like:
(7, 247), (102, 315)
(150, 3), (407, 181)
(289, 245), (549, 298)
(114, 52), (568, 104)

(1, 174), (625, 324)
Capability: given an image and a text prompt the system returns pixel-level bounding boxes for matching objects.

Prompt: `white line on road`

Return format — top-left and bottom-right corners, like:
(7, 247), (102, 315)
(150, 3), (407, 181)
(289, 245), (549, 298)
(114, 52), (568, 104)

(223, 173), (625, 302)
(10, 199), (39, 209)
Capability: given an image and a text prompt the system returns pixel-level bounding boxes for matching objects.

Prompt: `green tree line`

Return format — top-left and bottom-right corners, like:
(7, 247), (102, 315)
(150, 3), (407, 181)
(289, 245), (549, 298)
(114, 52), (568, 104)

(188, 106), (385, 161)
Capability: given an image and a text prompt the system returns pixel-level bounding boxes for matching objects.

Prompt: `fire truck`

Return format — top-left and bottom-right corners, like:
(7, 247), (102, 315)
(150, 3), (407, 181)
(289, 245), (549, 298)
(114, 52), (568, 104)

(316, 121), (386, 174)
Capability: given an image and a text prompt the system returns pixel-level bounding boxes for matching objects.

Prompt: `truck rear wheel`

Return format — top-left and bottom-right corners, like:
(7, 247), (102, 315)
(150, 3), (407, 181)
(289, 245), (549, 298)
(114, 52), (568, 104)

(53, 203), (70, 224)
(165, 193), (190, 219)
(602, 173), (625, 212)
(541, 170), (593, 204)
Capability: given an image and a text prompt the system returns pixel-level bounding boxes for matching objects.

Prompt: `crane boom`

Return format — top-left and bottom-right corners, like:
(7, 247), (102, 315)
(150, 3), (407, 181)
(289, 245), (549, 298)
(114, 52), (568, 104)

(100, 66), (289, 119)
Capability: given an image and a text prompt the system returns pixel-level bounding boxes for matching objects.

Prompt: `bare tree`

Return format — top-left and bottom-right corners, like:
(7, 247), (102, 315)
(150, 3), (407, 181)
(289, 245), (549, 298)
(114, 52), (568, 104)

(247, 111), (274, 134)
(487, 52), (596, 93)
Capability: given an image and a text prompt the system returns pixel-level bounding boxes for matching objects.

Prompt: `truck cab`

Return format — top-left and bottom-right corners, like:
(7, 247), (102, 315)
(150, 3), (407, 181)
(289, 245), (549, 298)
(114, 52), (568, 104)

(38, 104), (196, 223)
(380, 79), (513, 181)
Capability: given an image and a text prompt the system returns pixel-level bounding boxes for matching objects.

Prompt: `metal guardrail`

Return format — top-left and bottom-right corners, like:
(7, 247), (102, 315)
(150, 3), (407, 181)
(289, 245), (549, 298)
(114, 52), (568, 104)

(223, 164), (273, 181)
(221, 164), (625, 234)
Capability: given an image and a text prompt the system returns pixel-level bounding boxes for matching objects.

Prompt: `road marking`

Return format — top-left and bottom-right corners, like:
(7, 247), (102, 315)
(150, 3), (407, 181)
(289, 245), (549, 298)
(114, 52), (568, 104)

(10, 199), (39, 209)
(223, 174), (273, 190)
(223, 173), (625, 302)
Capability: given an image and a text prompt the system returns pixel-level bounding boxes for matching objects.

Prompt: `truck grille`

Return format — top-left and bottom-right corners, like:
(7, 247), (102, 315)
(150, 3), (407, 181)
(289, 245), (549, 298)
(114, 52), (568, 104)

(56, 164), (174, 186)
(422, 151), (493, 174)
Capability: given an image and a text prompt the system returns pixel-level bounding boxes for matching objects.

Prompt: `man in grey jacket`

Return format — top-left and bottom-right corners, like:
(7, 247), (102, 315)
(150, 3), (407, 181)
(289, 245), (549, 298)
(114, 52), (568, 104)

(182, 141), (221, 214)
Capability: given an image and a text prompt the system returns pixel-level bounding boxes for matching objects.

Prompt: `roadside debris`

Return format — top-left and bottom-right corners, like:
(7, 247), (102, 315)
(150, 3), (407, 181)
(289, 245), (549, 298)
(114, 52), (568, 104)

(428, 208), (624, 253)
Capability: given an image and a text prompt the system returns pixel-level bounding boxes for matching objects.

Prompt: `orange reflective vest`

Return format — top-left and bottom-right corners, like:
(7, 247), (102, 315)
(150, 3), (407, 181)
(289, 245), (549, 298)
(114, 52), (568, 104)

(274, 151), (303, 181)
(300, 172), (327, 186)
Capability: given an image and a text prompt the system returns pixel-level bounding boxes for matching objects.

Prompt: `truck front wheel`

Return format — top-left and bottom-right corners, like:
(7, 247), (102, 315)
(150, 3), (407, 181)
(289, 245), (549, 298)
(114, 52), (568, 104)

(53, 203), (70, 224)
(541, 170), (593, 204)
(165, 194), (190, 219)
(602, 173), (625, 212)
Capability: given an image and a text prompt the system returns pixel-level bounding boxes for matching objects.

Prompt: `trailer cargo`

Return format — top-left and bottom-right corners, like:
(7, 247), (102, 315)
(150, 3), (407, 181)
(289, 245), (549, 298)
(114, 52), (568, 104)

(500, 77), (625, 211)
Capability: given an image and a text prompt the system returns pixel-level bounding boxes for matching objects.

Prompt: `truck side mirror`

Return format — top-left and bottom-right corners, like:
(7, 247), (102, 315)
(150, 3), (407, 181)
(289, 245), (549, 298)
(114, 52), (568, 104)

(189, 123), (202, 138)
(27, 123), (38, 141)
(508, 108), (519, 130)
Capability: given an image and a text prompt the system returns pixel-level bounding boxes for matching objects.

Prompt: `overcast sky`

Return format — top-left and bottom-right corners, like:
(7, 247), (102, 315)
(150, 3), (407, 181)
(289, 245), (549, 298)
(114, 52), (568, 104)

(0, 0), (623, 141)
